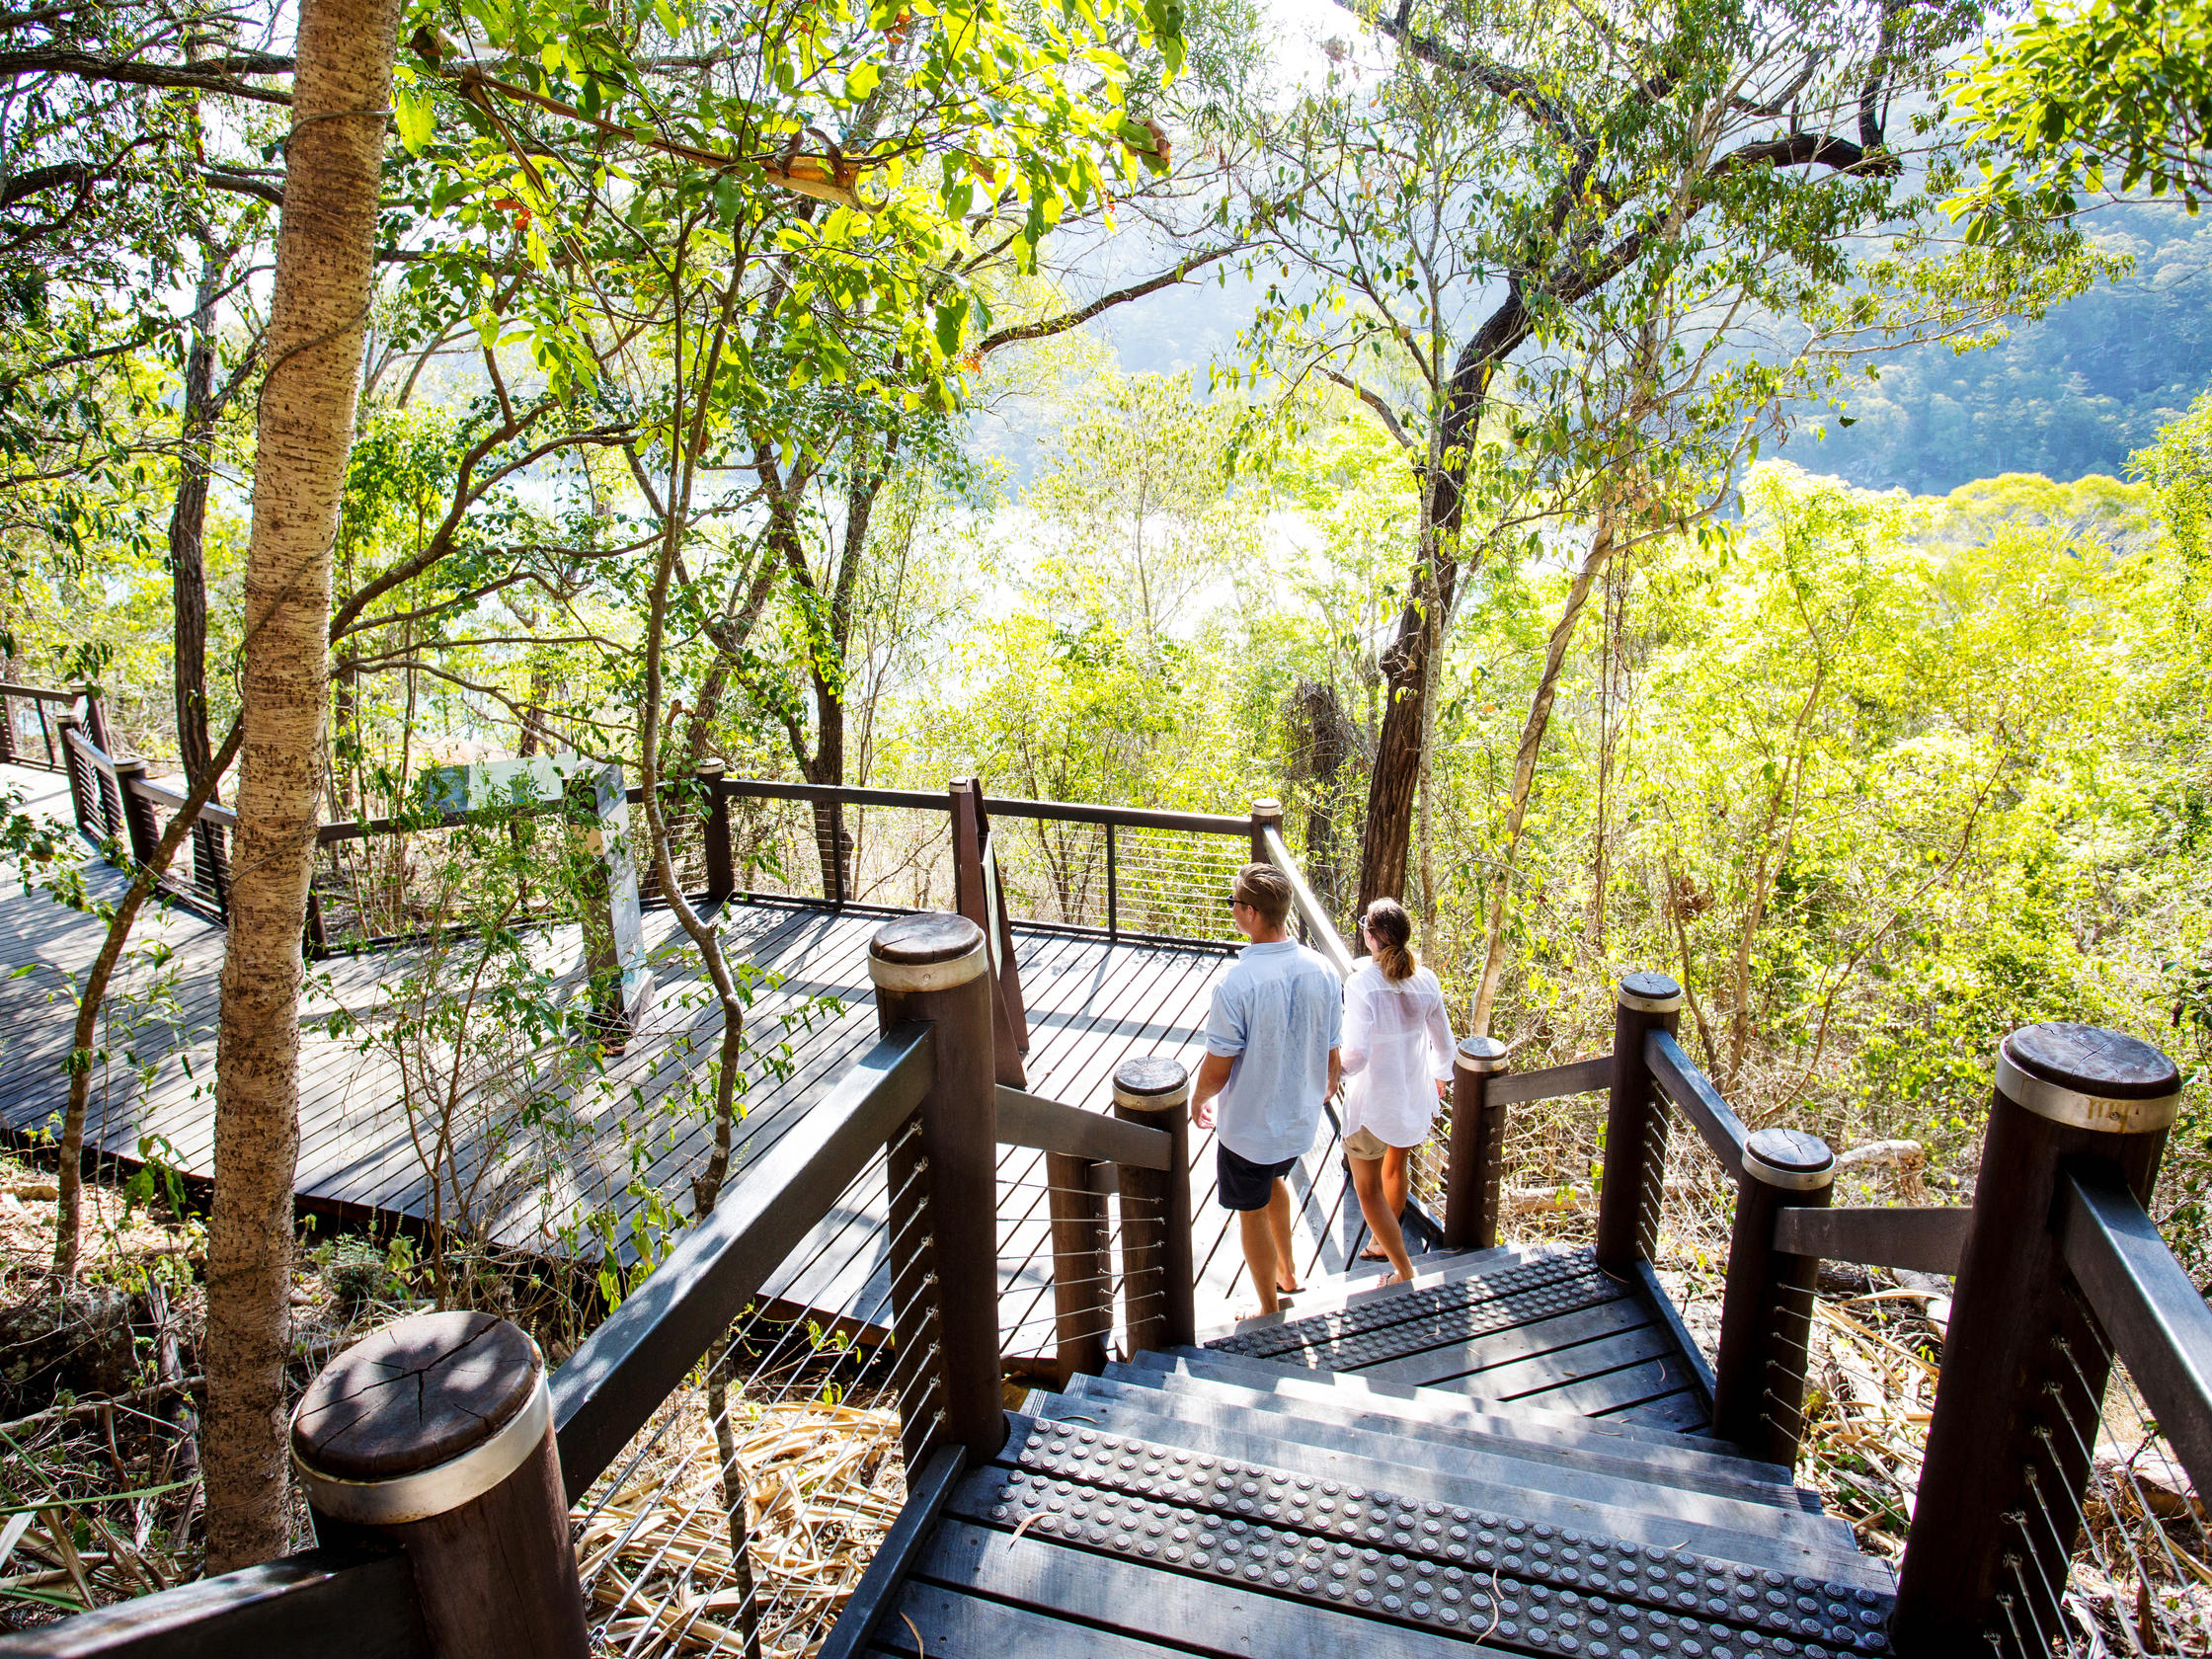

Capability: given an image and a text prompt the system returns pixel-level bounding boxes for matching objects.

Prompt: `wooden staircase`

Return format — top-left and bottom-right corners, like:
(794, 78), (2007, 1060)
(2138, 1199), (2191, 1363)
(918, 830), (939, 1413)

(864, 1244), (1896, 1658)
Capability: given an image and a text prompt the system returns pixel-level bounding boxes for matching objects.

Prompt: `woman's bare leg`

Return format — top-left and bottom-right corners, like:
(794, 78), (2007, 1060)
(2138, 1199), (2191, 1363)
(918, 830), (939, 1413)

(1382, 1145), (1410, 1220)
(1350, 1154), (1414, 1284)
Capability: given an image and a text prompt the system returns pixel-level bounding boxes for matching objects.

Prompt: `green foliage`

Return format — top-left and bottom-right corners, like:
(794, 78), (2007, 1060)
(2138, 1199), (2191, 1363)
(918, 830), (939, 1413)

(1953, 0), (2212, 218)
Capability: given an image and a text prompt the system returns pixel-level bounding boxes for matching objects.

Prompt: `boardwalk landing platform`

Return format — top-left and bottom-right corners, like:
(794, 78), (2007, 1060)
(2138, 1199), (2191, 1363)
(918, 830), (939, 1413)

(863, 1246), (1897, 1659)
(0, 762), (1375, 1340)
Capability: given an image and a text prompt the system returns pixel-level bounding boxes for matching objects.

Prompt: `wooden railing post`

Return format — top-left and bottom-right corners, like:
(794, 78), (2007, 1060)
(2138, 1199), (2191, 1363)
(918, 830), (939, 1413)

(869, 913), (1005, 1462)
(698, 760), (735, 903)
(1047, 1151), (1110, 1382)
(290, 1309), (588, 1659)
(0, 691), (14, 765)
(1711, 1127), (1834, 1464)
(53, 714), (94, 842)
(1444, 1035), (1508, 1250)
(1113, 1057), (1195, 1354)
(948, 778), (1026, 1087)
(1596, 971), (1682, 1273)
(112, 758), (160, 870)
(1248, 797), (1282, 865)
(1892, 1023), (2179, 1655)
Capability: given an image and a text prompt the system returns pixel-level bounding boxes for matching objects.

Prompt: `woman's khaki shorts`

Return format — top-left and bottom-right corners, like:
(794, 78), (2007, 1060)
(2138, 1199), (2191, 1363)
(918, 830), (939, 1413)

(1343, 1125), (1413, 1160)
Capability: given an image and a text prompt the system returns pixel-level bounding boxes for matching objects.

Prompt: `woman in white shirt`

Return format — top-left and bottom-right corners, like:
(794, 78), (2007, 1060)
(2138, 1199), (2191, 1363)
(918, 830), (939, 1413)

(1340, 898), (1456, 1284)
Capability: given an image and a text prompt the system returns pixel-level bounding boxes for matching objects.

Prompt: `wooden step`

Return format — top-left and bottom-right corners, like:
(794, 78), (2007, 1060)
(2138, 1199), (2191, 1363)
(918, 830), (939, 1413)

(887, 1411), (1899, 1657)
(1194, 1242), (1720, 1431)
(1102, 1356), (1819, 1513)
(1143, 1344), (1765, 1470)
(1063, 1372), (1843, 1548)
(1194, 1241), (1578, 1345)
(1023, 1396), (1891, 1595)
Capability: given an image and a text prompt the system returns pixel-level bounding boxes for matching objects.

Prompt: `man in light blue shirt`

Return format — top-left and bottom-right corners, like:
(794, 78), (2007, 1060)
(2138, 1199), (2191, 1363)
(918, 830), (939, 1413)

(1191, 863), (1343, 1315)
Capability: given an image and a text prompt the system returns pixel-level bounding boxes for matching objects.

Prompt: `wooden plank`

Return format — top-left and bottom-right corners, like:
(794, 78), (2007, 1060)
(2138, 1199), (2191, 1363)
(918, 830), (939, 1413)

(996, 1084), (1171, 1169)
(910, 1515), (1516, 1659)
(1349, 1295), (1658, 1389)
(1401, 1320), (1680, 1400)
(0, 1545), (427, 1659)
(1486, 1054), (1612, 1108)
(1645, 1030), (1747, 1177)
(875, 1582), (1192, 1659)
(978, 1412), (1889, 1594)
(1487, 1347), (1705, 1418)
(1777, 1203), (1970, 1276)
(1603, 1389), (1715, 1435)
(1058, 1372), (1849, 1546)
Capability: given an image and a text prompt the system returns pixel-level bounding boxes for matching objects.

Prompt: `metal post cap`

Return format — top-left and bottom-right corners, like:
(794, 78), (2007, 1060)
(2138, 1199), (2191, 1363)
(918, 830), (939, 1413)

(868, 912), (988, 991)
(1995, 1023), (2180, 1135)
(1741, 1127), (1835, 1191)
(1617, 971), (1683, 1014)
(290, 1309), (548, 1526)
(1456, 1035), (1508, 1074)
(1250, 798), (1284, 818)
(1113, 1055), (1190, 1111)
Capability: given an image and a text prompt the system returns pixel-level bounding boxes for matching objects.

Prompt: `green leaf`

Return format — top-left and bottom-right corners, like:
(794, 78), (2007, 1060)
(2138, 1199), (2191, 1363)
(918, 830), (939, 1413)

(934, 295), (969, 357)
(395, 82), (436, 154)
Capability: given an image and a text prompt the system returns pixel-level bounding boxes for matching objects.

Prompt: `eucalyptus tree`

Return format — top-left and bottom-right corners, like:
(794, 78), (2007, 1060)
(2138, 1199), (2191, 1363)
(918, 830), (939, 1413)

(204, 0), (404, 1570)
(1237, 0), (2043, 914)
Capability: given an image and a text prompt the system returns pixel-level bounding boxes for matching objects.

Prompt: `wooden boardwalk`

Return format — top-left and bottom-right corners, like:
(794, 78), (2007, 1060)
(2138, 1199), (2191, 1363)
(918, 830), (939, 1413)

(0, 763), (1375, 1340)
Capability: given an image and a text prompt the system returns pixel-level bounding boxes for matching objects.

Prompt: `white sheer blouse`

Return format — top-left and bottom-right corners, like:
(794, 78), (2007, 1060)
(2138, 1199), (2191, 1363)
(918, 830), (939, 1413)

(1339, 962), (1457, 1148)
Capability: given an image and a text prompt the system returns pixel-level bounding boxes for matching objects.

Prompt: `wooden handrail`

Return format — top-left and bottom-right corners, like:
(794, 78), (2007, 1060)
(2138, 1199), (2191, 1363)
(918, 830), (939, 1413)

(996, 1082), (1171, 1170)
(1486, 1054), (1612, 1108)
(124, 771), (241, 830)
(1774, 1204), (1971, 1275)
(1644, 1029), (1749, 1177)
(0, 1544), (427, 1659)
(2059, 1164), (2212, 1498)
(550, 1022), (935, 1500)
(983, 793), (1248, 836)
(718, 776), (951, 812)
(1257, 823), (1352, 979)
(0, 681), (85, 703)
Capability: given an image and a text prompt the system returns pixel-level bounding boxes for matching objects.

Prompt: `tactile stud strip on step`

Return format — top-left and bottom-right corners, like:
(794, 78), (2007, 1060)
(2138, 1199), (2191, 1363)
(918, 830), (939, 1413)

(998, 1426), (1891, 1657)
(1205, 1251), (1620, 1365)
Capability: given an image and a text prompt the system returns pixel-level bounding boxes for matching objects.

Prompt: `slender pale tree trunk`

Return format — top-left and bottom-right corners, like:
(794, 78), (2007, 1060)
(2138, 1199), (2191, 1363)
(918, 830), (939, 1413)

(171, 243), (226, 792)
(201, 0), (402, 1571)
(1469, 516), (1616, 1035)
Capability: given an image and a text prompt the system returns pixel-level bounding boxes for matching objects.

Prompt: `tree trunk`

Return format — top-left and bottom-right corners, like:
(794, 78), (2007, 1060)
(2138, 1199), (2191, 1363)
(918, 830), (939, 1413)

(1469, 518), (1615, 1035)
(54, 723), (244, 1277)
(170, 245), (225, 793)
(1356, 471), (1465, 912)
(201, 0), (402, 1573)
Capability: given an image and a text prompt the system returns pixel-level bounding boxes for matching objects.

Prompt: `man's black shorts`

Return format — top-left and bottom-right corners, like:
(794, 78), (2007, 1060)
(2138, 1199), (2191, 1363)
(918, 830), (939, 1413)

(1217, 1142), (1297, 1212)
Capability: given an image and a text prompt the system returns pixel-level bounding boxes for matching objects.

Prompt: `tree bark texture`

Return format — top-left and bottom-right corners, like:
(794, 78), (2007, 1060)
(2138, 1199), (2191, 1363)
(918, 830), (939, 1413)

(170, 246), (223, 793)
(202, 0), (401, 1572)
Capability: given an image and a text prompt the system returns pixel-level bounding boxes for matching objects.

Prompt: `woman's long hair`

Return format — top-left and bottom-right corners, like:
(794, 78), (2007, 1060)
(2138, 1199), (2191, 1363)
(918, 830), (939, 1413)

(1363, 899), (1416, 983)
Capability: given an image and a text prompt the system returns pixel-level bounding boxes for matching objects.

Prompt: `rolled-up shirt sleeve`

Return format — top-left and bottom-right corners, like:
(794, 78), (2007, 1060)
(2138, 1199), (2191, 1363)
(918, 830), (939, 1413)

(1339, 974), (1371, 1073)
(1426, 981), (1457, 1082)
(1206, 980), (1246, 1057)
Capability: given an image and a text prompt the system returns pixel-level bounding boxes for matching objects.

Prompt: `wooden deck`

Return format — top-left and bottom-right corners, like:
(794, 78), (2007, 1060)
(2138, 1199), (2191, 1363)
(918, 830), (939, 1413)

(0, 763), (1375, 1339)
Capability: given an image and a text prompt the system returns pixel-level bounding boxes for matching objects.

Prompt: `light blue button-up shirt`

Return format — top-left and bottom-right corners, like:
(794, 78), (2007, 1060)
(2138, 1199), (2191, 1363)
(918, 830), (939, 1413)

(1205, 939), (1344, 1164)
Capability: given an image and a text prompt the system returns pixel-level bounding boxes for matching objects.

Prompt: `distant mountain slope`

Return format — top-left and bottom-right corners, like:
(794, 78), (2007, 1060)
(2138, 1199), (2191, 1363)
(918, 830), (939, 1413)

(1095, 204), (2212, 498)
(1795, 203), (2212, 494)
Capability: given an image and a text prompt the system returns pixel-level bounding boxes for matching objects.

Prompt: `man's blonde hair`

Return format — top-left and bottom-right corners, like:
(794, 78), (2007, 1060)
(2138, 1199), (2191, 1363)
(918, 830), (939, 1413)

(1232, 863), (1295, 929)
